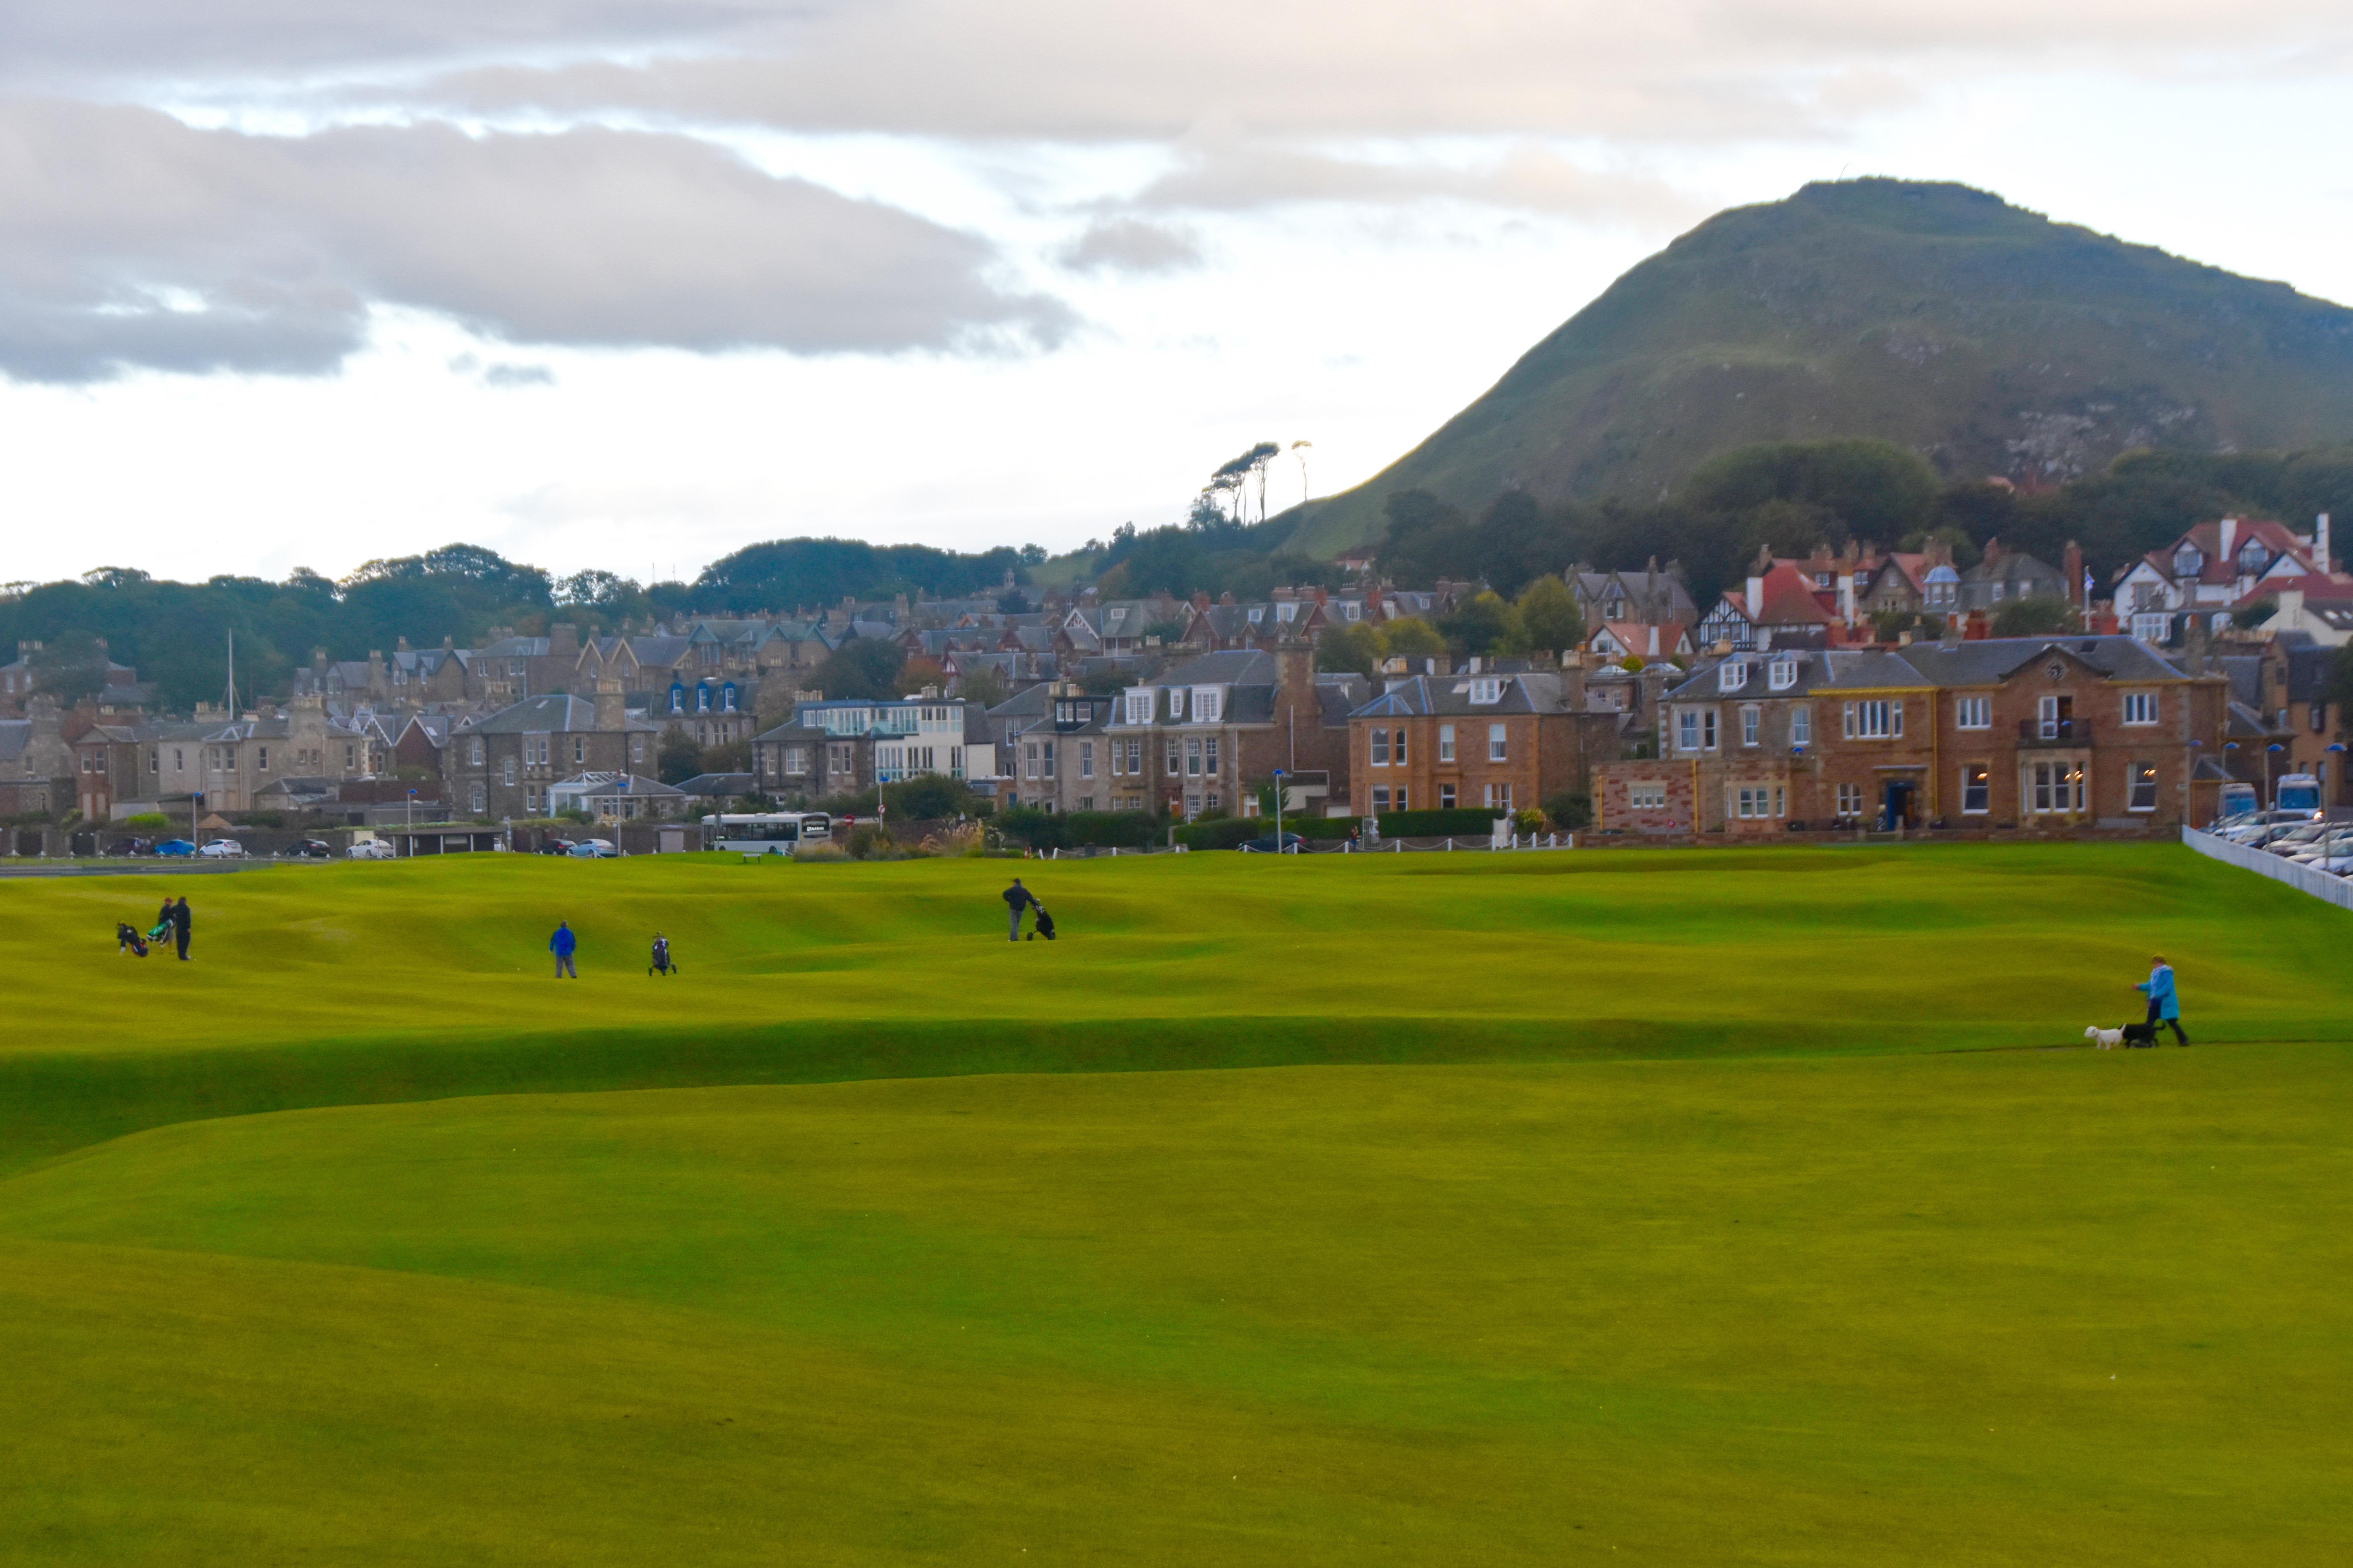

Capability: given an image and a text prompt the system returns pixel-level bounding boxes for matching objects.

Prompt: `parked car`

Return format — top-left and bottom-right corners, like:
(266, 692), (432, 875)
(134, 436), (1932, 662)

(198, 839), (248, 859)
(2218, 811), (2313, 844)
(2286, 832), (2353, 864)
(279, 839), (334, 860)
(104, 836), (152, 858)
(568, 838), (619, 859)
(535, 839), (576, 856)
(2261, 824), (2334, 857)
(1237, 832), (1308, 854)
(346, 839), (396, 860)
(153, 839), (197, 858)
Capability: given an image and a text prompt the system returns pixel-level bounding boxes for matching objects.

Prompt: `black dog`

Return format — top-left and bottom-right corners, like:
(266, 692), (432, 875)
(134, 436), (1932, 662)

(2120, 1021), (2159, 1048)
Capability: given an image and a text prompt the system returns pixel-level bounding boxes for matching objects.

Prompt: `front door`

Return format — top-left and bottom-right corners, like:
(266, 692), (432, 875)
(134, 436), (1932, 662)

(1881, 780), (1916, 829)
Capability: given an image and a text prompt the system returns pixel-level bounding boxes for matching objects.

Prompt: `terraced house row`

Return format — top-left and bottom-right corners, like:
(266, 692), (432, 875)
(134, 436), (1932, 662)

(1593, 635), (2236, 833)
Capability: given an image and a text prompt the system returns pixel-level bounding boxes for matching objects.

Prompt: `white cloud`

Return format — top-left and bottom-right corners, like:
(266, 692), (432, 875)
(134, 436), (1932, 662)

(0, 98), (1069, 383)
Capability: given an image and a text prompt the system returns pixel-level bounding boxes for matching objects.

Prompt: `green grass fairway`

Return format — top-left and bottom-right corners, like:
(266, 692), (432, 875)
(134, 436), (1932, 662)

(3, 845), (2350, 1562)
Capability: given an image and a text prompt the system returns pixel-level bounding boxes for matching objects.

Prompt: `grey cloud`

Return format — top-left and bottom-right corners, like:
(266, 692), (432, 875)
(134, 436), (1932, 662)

(0, 98), (1070, 383)
(481, 361), (555, 386)
(1056, 219), (1201, 276)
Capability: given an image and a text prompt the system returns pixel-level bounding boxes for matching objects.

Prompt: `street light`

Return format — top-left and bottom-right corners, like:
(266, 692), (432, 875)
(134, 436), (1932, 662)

(1271, 768), (1285, 854)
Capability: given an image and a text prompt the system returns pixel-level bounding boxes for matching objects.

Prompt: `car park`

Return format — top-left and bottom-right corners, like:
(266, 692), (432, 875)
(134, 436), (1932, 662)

(153, 839), (197, 858)
(2218, 810), (2313, 844)
(346, 839), (396, 860)
(568, 838), (619, 859)
(2261, 824), (2334, 857)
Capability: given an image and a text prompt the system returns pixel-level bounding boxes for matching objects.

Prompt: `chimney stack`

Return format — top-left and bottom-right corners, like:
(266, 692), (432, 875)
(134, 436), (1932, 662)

(2319, 512), (2333, 575)
(2063, 541), (2084, 607)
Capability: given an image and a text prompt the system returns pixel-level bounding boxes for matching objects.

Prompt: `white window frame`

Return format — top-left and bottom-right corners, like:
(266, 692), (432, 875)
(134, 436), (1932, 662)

(1962, 765), (1990, 815)
(2121, 692), (2159, 727)
(1193, 686), (1223, 724)
(1790, 706), (1811, 747)
(1484, 782), (1513, 810)
(1719, 661), (1748, 693)
(1438, 723), (1455, 762)
(1843, 700), (1900, 740)
(2128, 761), (2158, 812)
(1835, 782), (1863, 818)
(1488, 723), (1508, 762)
(1955, 696), (1990, 730)
(1677, 710), (1698, 752)
(1124, 690), (1153, 726)
(1740, 704), (1760, 747)
(1768, 658), (1796, 692)
(1393, 727), (1407, 766)
(1370, 728), (1390, 766)
(1469, 678), (1504, 705)
(1629, 782), (1666, 811)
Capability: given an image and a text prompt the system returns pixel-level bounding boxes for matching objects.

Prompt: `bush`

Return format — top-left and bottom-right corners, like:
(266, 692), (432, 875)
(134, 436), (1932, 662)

(1175, 817), (1261, 851)
(122, 813), (172, 831)
(1372, 807), (1506, 838)
(1513, 809), (1545, 833)
(842, 823), (890, 860)
(995, 806), (1064, 852)
(1543, 791), (1594, 831)
(1065, 811), (1160, 848)
(885, 774), (980, 821)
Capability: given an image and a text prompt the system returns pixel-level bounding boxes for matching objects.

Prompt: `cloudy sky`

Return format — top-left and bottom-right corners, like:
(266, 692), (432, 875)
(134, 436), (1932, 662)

(4, 0), (2351, 585)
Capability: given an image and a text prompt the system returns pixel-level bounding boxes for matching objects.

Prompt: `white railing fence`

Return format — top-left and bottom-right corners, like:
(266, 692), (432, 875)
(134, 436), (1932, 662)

(2181, 827), (2353, 911)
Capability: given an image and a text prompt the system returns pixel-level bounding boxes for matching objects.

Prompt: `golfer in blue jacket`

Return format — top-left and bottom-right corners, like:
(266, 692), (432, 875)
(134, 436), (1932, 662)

(2135, 954), (2186, 1045)
(551, 920), (578, 979)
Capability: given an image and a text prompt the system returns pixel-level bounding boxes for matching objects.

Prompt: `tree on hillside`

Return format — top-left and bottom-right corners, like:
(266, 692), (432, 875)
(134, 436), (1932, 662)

(1381, 618), (1445, 662)
(901, 655), (948, 694)
(1990, 596), (2078, 637)
(1513, 576), (1585, 655)
(1439, 592), (1516, 657)
(809, 636), (907, 701)
(1316, 621), (1384, 679)
(656, 725), (702, 785)
(1683, 439), (1939, 544)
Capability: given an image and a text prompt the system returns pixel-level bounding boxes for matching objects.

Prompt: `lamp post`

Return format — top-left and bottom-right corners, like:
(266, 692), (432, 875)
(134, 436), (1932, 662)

(190, 790), (202, 847)
(1271, 768), (1285, 854)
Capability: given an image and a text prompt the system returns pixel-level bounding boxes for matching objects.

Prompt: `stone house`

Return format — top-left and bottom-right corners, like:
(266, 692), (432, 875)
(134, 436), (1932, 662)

(1593, 636), (2229, 833)
(1100, 647), (1367, 821)
(750, 696), (1000, 802)
(444, 682), (660, 820)
(1347, 667), (1625, 817)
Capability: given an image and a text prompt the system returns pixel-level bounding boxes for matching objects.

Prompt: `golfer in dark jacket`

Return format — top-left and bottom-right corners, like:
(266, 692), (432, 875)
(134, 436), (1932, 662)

(550, 920), (578, 978)
(171, 895), (191, 961)
(1003, 878), (1036, 942)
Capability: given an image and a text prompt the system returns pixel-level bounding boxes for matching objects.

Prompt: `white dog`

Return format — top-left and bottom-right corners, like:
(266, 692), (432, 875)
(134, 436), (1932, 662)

(2085, 1026), (2123, 1049)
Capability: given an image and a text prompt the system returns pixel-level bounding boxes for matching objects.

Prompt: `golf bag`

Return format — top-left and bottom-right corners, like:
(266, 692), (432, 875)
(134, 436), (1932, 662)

(1031, 906), (1056, 942)
(649, 936), (677, 976)
(146, 919), (173, 944)
(117, 922), (150, 958)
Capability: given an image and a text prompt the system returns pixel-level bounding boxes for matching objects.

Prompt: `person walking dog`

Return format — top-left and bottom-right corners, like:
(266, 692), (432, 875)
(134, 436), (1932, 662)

(1002, 878), (1037, 942)
(2136, 954), (2187, 1045)
(550, 920), (578, 979)
(170, 895), (192, 962)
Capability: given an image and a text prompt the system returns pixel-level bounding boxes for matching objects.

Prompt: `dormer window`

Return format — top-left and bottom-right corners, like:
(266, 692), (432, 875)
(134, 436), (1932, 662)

(1768, 657), (1796, 692)
(1123, 689), (1153, 725)
(1468, 678), (1504, 704)
(1169, 688), (1186, 721)
(2173, 543), (2203, 578)
(1193, 687), (1223, 724)
(1718, 661), (1748, 693)
(2237, 540), (2268, 575)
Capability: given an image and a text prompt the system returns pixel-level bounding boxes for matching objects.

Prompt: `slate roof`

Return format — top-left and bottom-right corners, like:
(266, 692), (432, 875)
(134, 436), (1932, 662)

(1349, 671), (1578, 719)
(457, 694), (657, 735)
(1662, 636), (2202, 702)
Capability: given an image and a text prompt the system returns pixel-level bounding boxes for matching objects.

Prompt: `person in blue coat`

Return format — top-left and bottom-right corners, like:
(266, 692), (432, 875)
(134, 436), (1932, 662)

(2135, 954), (2186, 1045)
(550, 920), (578, 979)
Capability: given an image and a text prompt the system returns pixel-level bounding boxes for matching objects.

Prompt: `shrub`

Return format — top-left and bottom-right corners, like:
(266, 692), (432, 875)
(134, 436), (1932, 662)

(995, 806), (1064, 852)
(1065, 811), (1160, 848)
(1543, 791), (1594, 831)
(1513, 809), (1545, 833)
(842, 823), (890, 860)
(885, 774), (980, 821)
(1373, 807), (1505, 838)
(122, 813), (172, 831)
(1176, 817), (1261, 851)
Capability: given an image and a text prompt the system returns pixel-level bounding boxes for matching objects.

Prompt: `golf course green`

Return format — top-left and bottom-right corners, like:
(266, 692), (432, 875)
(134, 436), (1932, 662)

(3, 844), (2349, 1562)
